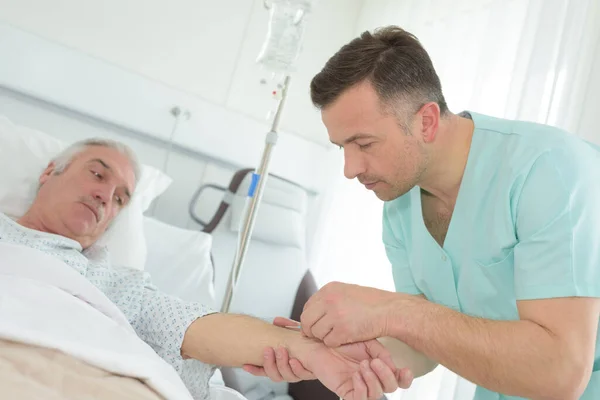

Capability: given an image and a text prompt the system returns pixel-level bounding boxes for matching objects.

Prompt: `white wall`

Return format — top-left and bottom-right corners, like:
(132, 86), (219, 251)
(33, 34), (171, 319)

(0, 0), (252, 105)
(0, 0), (362, 146)
(0, 0), (364, 212)
(355, 0), (600, 144)
(578, 32), (600, 146)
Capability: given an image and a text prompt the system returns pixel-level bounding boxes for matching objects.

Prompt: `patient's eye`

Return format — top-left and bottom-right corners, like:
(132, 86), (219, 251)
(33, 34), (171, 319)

(358, 142), (373, 150)
(114, 195), (123, 206)
(91, 170), (103, 179)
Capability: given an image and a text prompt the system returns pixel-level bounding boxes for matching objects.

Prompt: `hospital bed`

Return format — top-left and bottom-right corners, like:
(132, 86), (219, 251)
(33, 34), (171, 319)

(0, 89), (338, 400)
(0, 99), (338, 400)
(0, 113), (336, 400)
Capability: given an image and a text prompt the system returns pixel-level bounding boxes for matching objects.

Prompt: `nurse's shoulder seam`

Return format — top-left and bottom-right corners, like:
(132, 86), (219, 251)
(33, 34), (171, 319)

(470, 111), (571, 136)
(521, 145), (598, 188)
(511, 145), (599, 231)
(478, 115), (593, 178)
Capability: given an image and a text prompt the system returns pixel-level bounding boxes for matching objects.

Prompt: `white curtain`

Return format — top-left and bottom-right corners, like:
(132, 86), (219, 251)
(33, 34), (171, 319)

(309, 0), (600, 399)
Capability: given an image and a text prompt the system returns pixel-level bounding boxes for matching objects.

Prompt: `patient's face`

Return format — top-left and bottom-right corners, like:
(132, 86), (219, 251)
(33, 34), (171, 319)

(322, 81), (429, 201)
(36, 146), (136, 248)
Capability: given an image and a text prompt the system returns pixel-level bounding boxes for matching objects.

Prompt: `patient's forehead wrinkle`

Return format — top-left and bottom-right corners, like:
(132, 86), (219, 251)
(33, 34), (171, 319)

(88, 158), (111, 170)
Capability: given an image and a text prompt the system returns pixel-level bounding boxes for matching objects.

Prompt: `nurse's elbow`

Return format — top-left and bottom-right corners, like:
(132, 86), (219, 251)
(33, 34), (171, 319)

(378, 336), (438, 377)
(537, 357), (591, 400)
(416, 358), (438, 377)
(557, 360), (592, 400)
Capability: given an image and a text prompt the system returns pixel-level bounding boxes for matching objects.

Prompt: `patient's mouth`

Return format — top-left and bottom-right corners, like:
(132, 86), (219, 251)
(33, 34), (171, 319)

(80, 201), (101, 222)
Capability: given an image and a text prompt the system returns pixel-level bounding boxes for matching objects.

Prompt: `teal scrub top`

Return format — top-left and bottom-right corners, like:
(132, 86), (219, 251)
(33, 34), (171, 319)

(382, 111), (600, 399)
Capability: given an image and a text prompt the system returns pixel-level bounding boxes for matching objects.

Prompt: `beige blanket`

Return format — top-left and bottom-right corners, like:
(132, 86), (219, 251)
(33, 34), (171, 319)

(0, 339), (165, 400)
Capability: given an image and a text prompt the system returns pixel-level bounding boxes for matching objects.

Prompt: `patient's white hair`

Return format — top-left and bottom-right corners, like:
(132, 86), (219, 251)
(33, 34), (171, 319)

(52, 138), (141, 185)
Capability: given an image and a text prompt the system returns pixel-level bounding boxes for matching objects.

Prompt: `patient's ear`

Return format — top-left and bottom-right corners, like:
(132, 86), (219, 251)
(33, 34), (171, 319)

(39, 162), (57, 185)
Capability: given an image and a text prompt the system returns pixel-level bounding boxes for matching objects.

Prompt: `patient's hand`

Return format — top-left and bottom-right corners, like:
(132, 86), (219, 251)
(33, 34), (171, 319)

(243, 318), (413, 400)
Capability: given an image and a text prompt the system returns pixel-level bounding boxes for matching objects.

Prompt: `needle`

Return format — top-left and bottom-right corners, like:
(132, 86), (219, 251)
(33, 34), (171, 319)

(284, 325), (302, 331)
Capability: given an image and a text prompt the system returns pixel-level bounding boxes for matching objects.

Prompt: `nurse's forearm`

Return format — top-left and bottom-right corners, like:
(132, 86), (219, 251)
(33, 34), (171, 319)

(388, 296), (586, 400)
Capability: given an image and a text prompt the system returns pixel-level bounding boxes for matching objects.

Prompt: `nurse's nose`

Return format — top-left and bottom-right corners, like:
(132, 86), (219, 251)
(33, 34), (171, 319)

(343, 150), (366, 180)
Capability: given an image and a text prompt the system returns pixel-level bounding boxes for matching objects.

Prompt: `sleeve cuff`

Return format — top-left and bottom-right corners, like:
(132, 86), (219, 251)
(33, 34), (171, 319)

(394, 285), (423, 296)
(516, 283), (600, 301)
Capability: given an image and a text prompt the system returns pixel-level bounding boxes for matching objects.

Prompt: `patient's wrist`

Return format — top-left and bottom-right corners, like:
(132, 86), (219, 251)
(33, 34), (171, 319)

(285, 334), (321, 367)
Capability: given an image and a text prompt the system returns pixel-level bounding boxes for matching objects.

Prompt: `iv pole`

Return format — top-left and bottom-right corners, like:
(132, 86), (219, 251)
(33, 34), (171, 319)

(220, 75), (292, 313)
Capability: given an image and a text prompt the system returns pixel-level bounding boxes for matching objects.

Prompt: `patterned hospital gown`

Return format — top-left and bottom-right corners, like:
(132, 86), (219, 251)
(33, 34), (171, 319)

(0, 212), (216, 399)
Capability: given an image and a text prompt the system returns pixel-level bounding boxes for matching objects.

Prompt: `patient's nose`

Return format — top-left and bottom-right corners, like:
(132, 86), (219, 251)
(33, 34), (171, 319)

(91, 184), (114, 206)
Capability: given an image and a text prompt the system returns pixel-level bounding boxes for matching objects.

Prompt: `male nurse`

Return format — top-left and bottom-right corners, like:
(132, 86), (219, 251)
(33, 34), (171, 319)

(246, 25), (600, 400)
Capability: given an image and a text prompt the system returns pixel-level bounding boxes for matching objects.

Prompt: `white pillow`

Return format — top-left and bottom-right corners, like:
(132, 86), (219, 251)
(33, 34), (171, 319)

(142, 216), (217, 309)
(95, 165), (172, 270)
(0, 115), (172, 270)
(142, 217), (224, 387)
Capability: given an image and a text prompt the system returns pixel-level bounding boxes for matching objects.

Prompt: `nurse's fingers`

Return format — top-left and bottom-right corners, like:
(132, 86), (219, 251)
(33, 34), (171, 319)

(300, 304), (326, 339)
(310, 317), (334, 343)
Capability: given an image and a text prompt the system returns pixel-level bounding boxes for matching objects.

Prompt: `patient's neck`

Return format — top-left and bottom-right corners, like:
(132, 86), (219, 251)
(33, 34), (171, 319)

(17, 206), (90, 249)
(17, 208), (54, 234)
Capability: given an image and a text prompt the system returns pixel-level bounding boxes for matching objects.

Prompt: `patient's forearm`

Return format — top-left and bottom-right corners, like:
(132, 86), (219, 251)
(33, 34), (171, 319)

(181, 313), (305, 367)
(377, 336), (438, 377)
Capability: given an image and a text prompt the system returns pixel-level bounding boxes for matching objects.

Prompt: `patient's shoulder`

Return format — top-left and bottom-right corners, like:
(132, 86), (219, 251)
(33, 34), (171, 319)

(83, 244), (111, 265)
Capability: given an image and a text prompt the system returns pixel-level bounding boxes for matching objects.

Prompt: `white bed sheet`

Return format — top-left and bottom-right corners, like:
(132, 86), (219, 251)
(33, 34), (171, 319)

(0, 241), (194, 400)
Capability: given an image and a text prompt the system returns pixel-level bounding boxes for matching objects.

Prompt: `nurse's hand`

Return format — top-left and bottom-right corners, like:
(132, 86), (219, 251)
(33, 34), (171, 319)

(301, 282), (401, 347)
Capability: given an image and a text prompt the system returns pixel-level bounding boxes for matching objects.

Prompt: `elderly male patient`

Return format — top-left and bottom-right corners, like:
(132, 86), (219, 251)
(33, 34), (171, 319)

(0, 138), (412, 400)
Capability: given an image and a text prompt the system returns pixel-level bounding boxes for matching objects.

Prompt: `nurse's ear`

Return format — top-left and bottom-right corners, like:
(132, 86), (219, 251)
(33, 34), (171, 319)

(418, 102), (441, 144)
